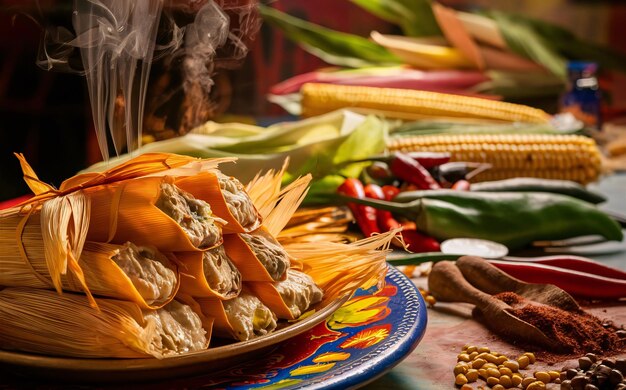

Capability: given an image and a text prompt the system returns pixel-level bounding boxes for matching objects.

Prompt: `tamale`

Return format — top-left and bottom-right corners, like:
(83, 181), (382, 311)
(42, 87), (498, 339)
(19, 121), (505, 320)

(247, 269), (323, 320)
(192, 292), (277, 342)
(85, 176), (224, 251)
(0, 288), (209, 358)
(176, 245), (242, 299)
(222, 227), (290, 282)
(0, 207), (179, 308)
(175, 172), (262, 233)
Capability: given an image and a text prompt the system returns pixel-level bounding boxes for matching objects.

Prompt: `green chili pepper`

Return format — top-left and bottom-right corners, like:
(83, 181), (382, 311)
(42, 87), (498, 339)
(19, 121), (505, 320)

(468, 178), (606, 204)
(336, 191), (623, 250)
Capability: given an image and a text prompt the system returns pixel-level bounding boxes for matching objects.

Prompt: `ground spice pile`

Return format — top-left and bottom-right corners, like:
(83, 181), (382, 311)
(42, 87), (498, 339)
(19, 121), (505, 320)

(494, 292), (625, 355)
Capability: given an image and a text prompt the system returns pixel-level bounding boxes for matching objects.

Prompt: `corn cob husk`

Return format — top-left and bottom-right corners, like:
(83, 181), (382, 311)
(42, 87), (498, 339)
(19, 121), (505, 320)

(0, 209), (179, 309)
(0, 288), (209, 358)
(388, 133), (603, 184)
(176, 246), (242, 299)
(300, 83), (551, 123)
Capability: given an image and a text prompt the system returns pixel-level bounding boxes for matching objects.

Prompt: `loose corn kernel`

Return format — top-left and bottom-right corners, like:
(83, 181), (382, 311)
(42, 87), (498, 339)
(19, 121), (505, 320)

(548, 371), (560, 381)
(533, 371), (551, 384)
(466, 369), (479, 383)
(499, 375), (512, 388)
(484, 354), (499, 364)
(472, 358), (487, 369)
(469, 351), (479, 360)
(503, 360), (519, 372)
(487, 368), (501, 378)
(486, 377), (500, 386)
(454, 363), (469, 376)
(526, 380), (546, 390)
(483, 363), (498, 370)
(511, 373), (523, 387)
(492, 385), (505, 390)
(518, 355), (530, 369)
(460, 385), (473, 390)
(495, 356), (508, 365)
(524, 352), (537, 364)
(425, 295), (437, 306)
(466, 346), (478, 354)
(458, 353), (471, 362)
(499, 367), (513, 377)
(455, 373), (468, 386)
(522, 377), (537, 388)
(477, 347), (490, 353)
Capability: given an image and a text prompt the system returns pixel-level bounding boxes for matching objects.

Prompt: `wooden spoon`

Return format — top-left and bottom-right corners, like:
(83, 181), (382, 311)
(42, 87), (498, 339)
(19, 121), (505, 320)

(456, 256), (581, 312)
(428, 260), (565, 352)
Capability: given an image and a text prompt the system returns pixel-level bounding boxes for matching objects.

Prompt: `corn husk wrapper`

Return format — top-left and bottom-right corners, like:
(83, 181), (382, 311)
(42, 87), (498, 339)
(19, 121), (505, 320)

(83, 176), (223, 252)
(176, 172), (262, 234)
(182, 293), (277, 342)
(0, 287), (210, 359)
(246, 270), (323, 320)
(5, 153), (233, 303)
(222, 227), (290, 283)
(176, 247), (242, 299)
(0, 209), (179, 309)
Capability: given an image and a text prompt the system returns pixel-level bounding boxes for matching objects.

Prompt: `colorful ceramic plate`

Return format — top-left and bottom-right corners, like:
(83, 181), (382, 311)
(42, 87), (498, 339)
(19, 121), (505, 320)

(0, 266), (427, 389)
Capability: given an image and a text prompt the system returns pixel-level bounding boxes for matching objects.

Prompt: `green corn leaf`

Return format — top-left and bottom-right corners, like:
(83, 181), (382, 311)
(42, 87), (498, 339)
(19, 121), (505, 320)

(486, 10), (567, 79)
(259, 4), (401, 68)
(349, 0), (442, 37)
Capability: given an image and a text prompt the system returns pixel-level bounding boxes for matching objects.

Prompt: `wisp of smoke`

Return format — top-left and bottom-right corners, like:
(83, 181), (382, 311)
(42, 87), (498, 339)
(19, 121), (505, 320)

(36, 0), (260, 161)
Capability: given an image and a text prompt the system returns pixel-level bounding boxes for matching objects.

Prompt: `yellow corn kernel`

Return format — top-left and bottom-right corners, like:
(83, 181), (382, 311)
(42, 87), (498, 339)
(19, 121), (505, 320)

(301, 83), (552, 123)
(387, 134), (603, 184)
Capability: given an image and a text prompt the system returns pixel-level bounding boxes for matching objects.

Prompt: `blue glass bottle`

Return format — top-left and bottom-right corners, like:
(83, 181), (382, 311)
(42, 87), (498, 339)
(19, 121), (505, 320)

(560, 61), (602, 129)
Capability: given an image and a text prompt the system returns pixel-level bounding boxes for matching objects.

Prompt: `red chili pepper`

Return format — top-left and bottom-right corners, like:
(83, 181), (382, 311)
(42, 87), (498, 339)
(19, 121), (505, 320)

(502, 255), (626, 280)
(338, 178), (380, 237)
(364, 184), (401, 231)
(487, 259), (626, 299)
(401, 229), (441, 253)
(452, 180), (471, 191)
(390, 152), (441, 190)
(404, 152), (451, 169)
(381, 185), (401, 200)
(367, 183), (440, 253)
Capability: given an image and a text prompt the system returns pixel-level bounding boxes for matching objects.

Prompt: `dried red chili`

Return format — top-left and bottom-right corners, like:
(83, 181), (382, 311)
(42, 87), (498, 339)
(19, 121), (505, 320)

(390, 152), (441, 190)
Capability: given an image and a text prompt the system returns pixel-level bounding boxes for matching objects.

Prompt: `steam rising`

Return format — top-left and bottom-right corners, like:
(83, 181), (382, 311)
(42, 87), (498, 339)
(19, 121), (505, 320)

(37, 0), (260, 161)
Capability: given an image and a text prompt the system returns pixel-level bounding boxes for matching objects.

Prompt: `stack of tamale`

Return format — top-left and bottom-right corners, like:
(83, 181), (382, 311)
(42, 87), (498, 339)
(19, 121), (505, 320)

(0, 153), (393, 359)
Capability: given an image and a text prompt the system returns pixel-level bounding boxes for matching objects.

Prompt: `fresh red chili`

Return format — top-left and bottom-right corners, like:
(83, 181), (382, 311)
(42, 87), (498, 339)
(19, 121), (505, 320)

(502, 255), (626, 280)
(338, 178), (380, 237)
(365, 183), (441, 253)
(487, 259), (626, 299)
(364, 184), (401, 231)
(390, 152), (441, 190)
(381, 185), (401, 201)
(401, 229), (441, 253)
(452, 179), (471, 191)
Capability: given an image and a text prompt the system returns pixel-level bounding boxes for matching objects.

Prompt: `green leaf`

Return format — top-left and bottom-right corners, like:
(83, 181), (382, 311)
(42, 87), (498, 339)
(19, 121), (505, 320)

(349, 0), (442, 37)
(259, 4), (401, 68)
(487, 10), (567, 79)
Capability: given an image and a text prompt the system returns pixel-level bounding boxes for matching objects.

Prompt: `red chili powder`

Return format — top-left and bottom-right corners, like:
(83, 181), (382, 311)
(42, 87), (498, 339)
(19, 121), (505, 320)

(494, 292), (625, 355)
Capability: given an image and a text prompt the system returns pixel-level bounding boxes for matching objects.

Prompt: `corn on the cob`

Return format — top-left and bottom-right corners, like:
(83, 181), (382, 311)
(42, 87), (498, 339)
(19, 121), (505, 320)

(388, 134), (603, 184)
(301, 83), (551, 124)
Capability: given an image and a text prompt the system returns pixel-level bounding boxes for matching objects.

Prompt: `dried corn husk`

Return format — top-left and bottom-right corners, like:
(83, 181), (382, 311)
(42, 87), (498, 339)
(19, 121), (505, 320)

(175, 171), (262, 233)
(247, 269), (323, 320)
(176, 246), (242, 299)
(182, 292), (277, 342)
(0, 210), (179, 309)
(222, 227), (290, 282)
(0, 288), (209, 358)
